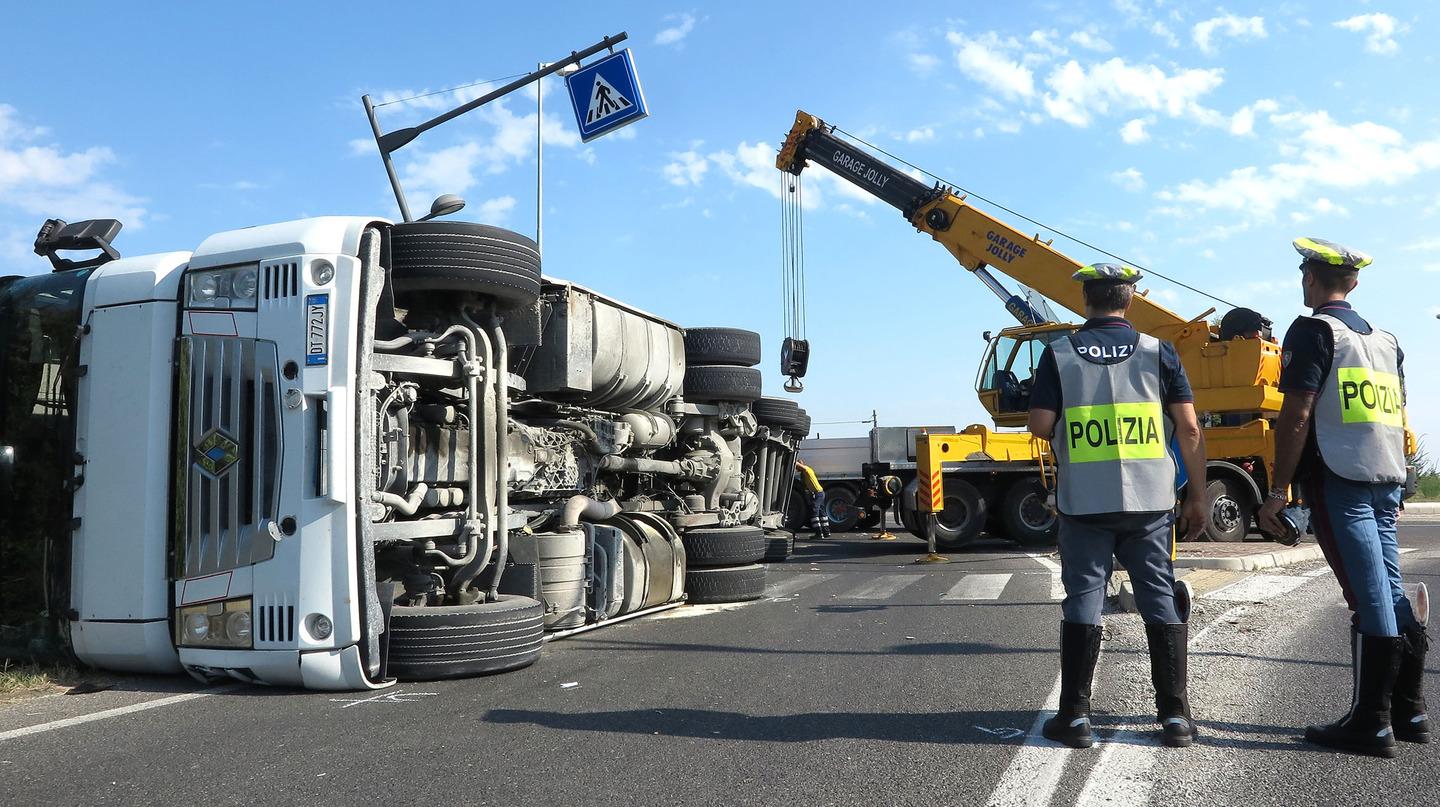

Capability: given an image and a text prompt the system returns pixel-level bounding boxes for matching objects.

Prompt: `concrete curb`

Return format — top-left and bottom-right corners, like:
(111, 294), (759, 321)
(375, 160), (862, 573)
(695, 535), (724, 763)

(1403, 501), (1440, 514)
(1173, 544), (1325, 571)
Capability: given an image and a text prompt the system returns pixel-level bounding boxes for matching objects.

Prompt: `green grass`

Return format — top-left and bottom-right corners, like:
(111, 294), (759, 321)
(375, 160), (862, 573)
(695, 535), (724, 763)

(0, 659), (79, 703)
(1416, 473), (1440, 502)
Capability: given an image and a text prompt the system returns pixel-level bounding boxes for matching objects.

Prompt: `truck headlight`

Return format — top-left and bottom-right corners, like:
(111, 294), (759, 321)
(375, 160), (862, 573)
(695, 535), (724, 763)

(175, 597), (253, 648)
(186, 265), (259, 310)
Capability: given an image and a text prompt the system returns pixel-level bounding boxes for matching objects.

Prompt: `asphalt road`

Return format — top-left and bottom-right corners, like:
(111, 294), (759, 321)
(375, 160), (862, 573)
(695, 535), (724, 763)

(1, 522), (1436, 807)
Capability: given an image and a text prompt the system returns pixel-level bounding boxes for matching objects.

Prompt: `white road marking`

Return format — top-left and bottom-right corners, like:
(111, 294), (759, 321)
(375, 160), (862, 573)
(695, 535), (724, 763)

(841, 574), (924, 600)
(0, 686), (242, 743)
(983, 669), (1074, 807)
(1304, 567), (1332, 578)
(1205, 574), (1310, 602)
(766, 573), (838, 598)
(329, 690), (436, 708)
(1075, 728), (1159, 807)
(943, 573), (1013, 601)
(1027, 553), (1066, 601)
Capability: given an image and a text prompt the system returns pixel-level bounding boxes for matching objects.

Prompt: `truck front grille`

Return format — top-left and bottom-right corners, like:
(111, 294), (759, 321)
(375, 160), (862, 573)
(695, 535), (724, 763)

(263, 261), (299, 300)
(176, 336), (284, 577)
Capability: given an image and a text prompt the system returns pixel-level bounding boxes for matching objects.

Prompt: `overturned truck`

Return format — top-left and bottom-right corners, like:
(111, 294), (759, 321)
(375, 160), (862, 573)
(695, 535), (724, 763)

(0, 216), (808, 690)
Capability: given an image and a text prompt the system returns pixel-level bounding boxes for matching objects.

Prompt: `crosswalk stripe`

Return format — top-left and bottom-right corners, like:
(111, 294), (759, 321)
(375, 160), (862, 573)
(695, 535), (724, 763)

(841, 574), (924, 600)
(1050, 573), (1065, 600)
(766, 574), (838, 597)
(942, 573), (1012, 600)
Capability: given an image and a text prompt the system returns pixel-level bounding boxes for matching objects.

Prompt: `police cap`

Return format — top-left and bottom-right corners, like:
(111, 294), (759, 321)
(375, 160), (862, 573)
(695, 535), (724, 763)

(1293, 237), (1372, 270)
(1072, 262), (1143, 283)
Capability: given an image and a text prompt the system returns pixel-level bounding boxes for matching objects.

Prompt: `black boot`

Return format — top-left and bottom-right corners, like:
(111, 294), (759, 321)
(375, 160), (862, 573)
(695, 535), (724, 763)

(1145, 622), (1196, 747)
(1393, 625), (1430, 744)
(1305, 631), (1403, 757)
(1042, 622), (1103, 748)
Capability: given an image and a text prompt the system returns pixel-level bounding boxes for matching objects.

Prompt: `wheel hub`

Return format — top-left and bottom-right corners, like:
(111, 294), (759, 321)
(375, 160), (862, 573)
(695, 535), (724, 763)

(1212, 495), (1242, 533)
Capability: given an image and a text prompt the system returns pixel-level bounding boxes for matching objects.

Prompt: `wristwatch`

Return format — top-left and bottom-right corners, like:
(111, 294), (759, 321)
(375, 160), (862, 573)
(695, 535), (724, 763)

(1266, 487), (1288, 503)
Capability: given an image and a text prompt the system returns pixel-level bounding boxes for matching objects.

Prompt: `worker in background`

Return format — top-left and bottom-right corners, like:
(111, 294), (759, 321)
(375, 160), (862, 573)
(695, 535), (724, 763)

(1027, 263), (1208, 749)
(795, 460), (830, 540)
(1257, 238), (1423, 758)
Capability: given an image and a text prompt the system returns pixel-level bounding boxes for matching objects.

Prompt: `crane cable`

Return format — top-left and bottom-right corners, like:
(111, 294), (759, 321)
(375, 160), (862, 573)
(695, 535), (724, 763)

(779, 170), (807, 341)
(830, 125), (1244, 311)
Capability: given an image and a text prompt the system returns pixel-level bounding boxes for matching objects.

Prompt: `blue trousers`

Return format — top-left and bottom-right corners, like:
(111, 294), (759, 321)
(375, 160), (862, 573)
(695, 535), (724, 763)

(1304, 468), (1414, 637)
(1058, 511), (1179, 625)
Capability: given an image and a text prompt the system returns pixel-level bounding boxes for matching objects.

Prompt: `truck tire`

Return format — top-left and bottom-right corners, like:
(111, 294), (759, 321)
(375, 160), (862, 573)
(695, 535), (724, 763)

(386, 595), (544, 681)
(1001, 478), (1058, 547)
(763, 530), (795, 562)
(930, 478), (987, 549)
(824, 486), (861, 532)
(684, 365), (763, 403)
(681, 525), (768, 567)
(1202, 478), (1249, 542)
(685, 564), (767, 604)
(784, 492), (808, 531)
(389, 222), (542, 305)
(684, 327), (762, 367)
(753, 396), (802, 428)
(789, 410), (812, 438)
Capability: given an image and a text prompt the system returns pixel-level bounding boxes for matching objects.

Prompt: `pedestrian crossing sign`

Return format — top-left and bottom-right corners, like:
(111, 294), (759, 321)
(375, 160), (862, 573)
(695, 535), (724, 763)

(564, 49), (649, 143)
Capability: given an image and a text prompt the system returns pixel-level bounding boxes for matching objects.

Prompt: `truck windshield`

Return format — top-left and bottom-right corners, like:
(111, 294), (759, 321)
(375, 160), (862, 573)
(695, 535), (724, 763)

(0, 269), (88, 661)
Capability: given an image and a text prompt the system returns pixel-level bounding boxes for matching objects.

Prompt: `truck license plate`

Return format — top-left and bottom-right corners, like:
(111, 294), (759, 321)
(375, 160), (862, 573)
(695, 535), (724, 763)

(305, 293), (329, 366)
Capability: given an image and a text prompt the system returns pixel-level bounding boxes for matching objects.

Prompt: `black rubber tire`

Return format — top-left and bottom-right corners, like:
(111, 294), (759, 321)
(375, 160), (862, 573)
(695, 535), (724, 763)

(1002, 478), (1059, 547)
(684, 327), (762, 367)
(385, 595), (544, 681)
(788, 410), (812, 439)
(753, 396), (802, 428)
(930, 478), (987, 550)
(784, 491), (808, 531)
(389, 222), (541, 304)
(684, 365), (762, 403)
(685, 564), (767, 604)
(824, 486), (861, 532)
(681, 525), (768, 567)
(855, 508), (881, 531)
(763, 530), (794, 562)
(1202, 478), (1249, 542)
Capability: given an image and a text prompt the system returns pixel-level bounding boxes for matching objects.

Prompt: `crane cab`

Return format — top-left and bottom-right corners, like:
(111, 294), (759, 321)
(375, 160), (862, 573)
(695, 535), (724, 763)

(975, 323), (1076, 428)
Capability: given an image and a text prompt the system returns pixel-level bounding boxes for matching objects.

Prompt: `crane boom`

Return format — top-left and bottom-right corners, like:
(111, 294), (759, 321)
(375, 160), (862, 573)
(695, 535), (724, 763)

(776, 110), (1205, 344)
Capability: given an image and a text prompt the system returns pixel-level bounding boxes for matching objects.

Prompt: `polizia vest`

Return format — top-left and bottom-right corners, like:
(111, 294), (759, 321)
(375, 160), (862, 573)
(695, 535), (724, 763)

(1051, 333), (1176, 516)
(1309, 313), (1406, 484)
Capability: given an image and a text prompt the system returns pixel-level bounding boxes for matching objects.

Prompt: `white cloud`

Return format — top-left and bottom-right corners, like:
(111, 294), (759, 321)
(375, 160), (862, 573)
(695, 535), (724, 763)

(1229, 98), (1278, 136)
(908, 52), (940, 75)
(1120, 117), (1152, 144)
(1192, 15), (1267, 55)
(1028, 29), (1068, 57)
(1158, 110), (1440, 224)
(947, 31), (1035, 99)
(1111, 167), (1146, 191)
(0, 104), (146, 230)
(1041, 58), (1224, 127)
(705, 141), (879, 212)
(475, 196), (516, 223)
(1150, 21), (1180, 47)
(663, 148), (709, 186)
(1312, 197), (1349, 217)
(904, 127), (936, 142)
(1334, 13), (1404, 55)
(1069, 30), (1114, 53)
(654, 13), (697, 47)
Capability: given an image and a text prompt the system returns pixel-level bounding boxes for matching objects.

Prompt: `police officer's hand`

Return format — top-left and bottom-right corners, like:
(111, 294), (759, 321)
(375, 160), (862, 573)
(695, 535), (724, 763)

(1179, 496), (1208, 541)
(1257, 497), (1286, 538)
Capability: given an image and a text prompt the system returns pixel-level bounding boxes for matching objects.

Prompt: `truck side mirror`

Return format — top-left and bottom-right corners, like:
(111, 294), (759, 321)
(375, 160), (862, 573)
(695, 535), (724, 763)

(0, 445), (14, 497)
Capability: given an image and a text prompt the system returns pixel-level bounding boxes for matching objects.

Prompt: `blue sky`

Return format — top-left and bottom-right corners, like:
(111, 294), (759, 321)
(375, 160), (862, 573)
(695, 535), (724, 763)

(3, 1), (1437, 445)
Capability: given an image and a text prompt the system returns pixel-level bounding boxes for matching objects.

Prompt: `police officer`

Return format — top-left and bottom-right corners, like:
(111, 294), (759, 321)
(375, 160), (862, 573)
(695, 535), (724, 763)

(1257, 238), (1425, 758)
(796, 460), (831, 540)
(1028, 263), (1208, 749)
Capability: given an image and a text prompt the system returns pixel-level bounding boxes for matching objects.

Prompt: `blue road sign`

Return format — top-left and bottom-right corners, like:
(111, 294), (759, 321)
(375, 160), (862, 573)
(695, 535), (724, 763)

(564, 49), (649, 143)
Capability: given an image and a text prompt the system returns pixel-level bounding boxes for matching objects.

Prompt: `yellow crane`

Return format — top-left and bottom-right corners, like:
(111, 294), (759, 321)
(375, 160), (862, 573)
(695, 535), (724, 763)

(775, 109), (1387, 546)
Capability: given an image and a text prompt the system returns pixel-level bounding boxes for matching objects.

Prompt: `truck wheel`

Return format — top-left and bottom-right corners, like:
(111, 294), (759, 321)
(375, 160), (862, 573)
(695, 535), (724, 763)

(681, 525), (768, 567)
(386, 595), (544, 681)
(684, 327), (762, 367)
(389, 222), (541, 305)
(1202, 478), (1249, 542)
(784, 492), (808, 531)
(788, 410), (812, 438)
(855, 507), (882, 530)
(684, 365), (762, 403)
(930, 479), (987, 549)
(753, 396), (801, 427)
(763, 530), (795, 562)
(824, 487), (861, 532)
(1002, 478), (1058, 547)
(685, 564), (767, 604)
